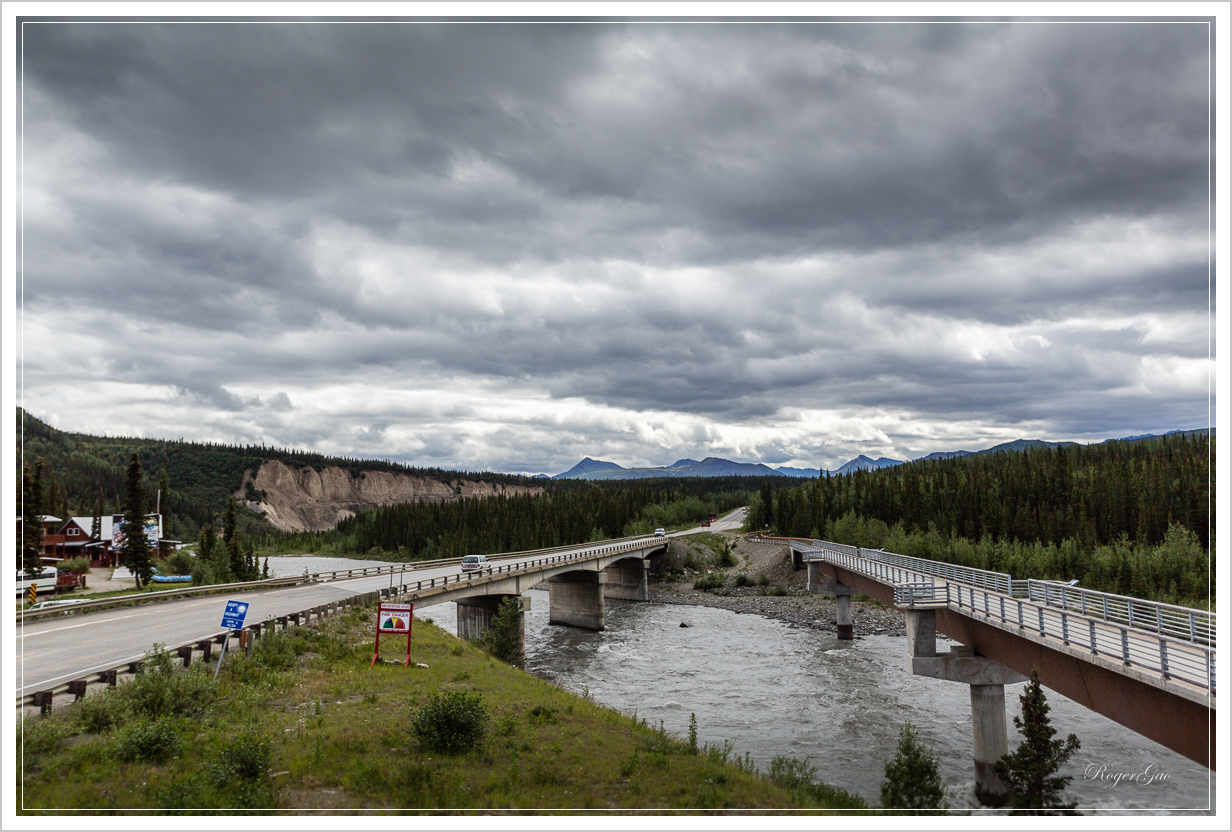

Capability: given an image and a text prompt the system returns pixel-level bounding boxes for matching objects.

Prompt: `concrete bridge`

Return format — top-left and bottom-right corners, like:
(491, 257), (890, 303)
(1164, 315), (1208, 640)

(399, 536), (669, 638)
(775, 536), (1215, 805)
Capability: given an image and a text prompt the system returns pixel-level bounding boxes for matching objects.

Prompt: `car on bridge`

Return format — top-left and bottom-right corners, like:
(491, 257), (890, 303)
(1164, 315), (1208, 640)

(654, 529), (666, 537)
(461, 555), (489, 572)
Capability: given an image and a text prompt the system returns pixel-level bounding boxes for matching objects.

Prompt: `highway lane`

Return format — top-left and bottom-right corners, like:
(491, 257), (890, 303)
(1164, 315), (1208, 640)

(15, 511), (745, 695)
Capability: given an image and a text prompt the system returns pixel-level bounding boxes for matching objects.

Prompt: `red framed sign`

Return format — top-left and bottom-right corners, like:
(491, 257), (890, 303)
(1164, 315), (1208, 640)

(372, 602), (414, 666)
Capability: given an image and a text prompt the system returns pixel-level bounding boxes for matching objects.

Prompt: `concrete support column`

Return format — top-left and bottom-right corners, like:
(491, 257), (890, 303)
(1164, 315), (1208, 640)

(835, 593), (854, 639)
(971, 683), (1010, 806)
(456, 595), (528, 643)
(806, 561), (824, 594)
(548, 571), (606, 630)
(905, 609), (937, 658)
(603, 558), (649, 601)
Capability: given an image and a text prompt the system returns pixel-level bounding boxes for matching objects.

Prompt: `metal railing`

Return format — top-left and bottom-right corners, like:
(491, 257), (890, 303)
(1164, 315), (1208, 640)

(17, 534), (667, 622)
(796, 539), (1216, 696)
(1025, 580), (1214, 646)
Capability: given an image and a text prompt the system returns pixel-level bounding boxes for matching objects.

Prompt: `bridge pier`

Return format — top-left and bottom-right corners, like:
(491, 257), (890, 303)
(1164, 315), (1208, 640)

(808, 563), (855, 639)
(456, 594), (529, 642)
(603, 558), (649, 601)
(904, 608), (1027, 806)
(548, 571), (606, 630)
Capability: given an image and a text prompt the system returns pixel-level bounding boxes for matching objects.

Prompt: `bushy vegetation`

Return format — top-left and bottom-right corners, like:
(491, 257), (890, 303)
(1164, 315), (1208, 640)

(693, 572), (725, 591)
(471, 597), (526, 669)
(880, 722), (946, 812)
(411, 691), (490, 753)
(768, 755), (868, 810)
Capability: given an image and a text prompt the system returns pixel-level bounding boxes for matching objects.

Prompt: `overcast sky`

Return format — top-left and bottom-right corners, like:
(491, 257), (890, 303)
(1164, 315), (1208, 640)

(16, 17), (1214, 475)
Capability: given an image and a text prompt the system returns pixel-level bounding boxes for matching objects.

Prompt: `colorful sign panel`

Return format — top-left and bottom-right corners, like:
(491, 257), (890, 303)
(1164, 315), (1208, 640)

(221, 600), (250, 630)
(372, 601), (414, 666)
(378, 603), (412, 633)
(111, 514), (161, 549)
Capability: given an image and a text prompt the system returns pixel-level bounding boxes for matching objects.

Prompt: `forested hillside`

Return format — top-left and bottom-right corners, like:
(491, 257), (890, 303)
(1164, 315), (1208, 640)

(256, 479), (758, 559)
(750, 433), (1213, 607)
(16, 409), (539, 542)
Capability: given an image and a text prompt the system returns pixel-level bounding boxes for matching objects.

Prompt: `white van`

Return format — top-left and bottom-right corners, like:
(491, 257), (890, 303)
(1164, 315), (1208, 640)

(654, 529), (666, 537)
(17, 568), (58, 597)
(461, 555), (489, 572)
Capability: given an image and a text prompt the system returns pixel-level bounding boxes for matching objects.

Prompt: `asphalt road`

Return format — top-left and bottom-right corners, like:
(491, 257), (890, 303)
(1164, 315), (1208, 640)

(16, 510), (746, 696)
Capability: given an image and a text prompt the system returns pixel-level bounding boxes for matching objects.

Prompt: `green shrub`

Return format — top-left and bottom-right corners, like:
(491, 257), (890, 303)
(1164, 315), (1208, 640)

(212, 733), (273, 784)
(757, 572), (770, 586)
(733, 574), (754, 588)
(59, 556), (90, 575)
(472, 597), (525, 668)
(123, 644), (216, 720)
(411, 691), (489, 753)
(716, 546), (738, 568)
(693, 572), (724, 591)
(527, 705), (558, 724)
(770, 754), (868, 809)
(881, 721), (946, 811)
(71, 689), (123, 733)
(113, 718), (182, 763)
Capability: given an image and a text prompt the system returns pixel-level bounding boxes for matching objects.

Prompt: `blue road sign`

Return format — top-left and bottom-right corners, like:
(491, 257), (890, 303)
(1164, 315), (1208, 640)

(221, 600), (250, 630)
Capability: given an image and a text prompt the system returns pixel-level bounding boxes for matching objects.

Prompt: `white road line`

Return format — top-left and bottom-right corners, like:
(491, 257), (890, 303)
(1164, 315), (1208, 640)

(17, 611), (150, 637)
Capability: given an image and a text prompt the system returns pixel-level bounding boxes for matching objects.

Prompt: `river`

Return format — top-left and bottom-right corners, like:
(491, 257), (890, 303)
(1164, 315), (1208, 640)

(264, 557), (1212, 812)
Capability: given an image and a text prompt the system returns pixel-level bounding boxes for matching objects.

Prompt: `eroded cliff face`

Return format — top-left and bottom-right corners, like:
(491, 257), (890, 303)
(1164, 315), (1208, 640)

(239, 460), (544, 532)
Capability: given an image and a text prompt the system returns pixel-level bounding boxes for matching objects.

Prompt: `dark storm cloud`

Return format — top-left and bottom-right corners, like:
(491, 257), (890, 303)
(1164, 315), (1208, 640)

(18, 17), (1213, 471)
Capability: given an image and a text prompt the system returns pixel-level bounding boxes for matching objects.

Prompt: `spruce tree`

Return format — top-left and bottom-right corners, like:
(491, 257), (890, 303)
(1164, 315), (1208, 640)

(994, 670), (1081, 813)
(90, 493), (103, 541)
(880, 721), (946, 812)
(121, 453), (154, 588)
(21, 461), (45, 575)
(224, 497), (245, 581)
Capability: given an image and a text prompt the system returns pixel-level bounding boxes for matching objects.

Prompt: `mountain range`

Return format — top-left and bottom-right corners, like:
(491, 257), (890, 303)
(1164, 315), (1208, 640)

(549, 430), (1210, 480)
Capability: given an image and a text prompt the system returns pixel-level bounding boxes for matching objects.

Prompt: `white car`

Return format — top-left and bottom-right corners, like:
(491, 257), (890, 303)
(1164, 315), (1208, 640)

(28, 598), (88, 611)
(461, 555), (489, 572)
(654, 529), (666, 537)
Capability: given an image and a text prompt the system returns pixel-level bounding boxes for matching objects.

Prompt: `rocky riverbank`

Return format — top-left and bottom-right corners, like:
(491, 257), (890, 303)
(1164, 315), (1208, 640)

(646, 532), (906, 637)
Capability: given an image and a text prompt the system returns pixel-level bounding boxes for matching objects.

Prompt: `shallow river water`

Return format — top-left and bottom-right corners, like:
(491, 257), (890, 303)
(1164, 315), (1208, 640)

(263, 557), (1213, 812)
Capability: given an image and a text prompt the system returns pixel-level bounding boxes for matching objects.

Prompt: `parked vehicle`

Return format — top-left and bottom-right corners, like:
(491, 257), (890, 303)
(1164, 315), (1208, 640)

(654, 529), (666, 537)
(461, 555), (489, 572)
(16, 568), (58, 597)
(708, 512), (717, 520)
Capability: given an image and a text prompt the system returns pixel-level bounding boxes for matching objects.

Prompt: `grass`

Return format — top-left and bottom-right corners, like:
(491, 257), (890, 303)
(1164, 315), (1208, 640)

(17, 598), (869, 814)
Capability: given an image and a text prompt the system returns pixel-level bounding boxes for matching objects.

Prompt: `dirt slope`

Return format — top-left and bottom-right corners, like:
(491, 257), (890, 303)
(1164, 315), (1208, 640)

(239, 459), (544, 532)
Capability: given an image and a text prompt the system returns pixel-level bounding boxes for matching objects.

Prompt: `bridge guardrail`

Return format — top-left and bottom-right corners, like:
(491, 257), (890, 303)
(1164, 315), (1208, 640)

(1025, 580), (1214, 647)
(798, 540), (1216, 696)
(17, 534), (664, 622)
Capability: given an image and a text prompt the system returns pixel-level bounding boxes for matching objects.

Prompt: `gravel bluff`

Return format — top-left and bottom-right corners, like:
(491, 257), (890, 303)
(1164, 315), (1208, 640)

(238, 459), (544, 532)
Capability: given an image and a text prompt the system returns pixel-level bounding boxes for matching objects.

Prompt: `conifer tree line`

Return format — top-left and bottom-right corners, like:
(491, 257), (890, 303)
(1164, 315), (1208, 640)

(257, 480), (755, 559)
(751, 434), (1212, 607)
(760, 434), (1209, 550)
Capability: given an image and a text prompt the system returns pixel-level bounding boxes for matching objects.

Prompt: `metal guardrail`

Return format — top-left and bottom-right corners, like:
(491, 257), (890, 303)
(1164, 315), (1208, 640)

(17, 534), (664, 622)
(1025, 580), (1214, 647)
(795, 539), (1216, 696)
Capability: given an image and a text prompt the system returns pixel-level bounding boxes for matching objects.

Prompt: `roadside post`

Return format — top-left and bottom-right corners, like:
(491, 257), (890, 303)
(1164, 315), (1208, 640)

(372, 602), (413, 666)
(27, 585), (36, 606)
(214, 599), (250, 681)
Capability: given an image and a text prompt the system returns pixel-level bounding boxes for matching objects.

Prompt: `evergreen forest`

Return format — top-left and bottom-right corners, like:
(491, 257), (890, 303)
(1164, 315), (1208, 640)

(747, 433), (1213, 608)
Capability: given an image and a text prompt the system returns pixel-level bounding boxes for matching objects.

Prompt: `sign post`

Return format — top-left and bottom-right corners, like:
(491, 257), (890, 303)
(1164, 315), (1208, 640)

(372, 602), (413, 666)
(214, 600), (250, 681)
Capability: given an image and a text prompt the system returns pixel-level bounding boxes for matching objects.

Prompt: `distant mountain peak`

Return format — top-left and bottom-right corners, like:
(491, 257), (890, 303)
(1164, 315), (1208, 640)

(668, 458), (700, 468)
(552, 457), (625, 479)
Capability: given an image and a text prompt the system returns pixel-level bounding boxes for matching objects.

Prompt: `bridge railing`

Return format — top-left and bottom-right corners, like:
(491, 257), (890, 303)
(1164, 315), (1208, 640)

(797, 540), (1013, 595)
(945, 581), (1216, 696)
(1025, 580), (1214, 647)
(802, 541), (1216, 695)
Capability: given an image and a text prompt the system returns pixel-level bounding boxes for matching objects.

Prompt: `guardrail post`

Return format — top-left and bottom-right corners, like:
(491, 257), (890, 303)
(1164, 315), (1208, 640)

(32, 690), (53, 716)
(197, 640), (213, 663)
(1089, 621), (1097, 655)
(128, 660), (144, 675)
(100, 669), (117, 687)
(177, 645), (194, 667)
(1121, 629), (1130, 665)
(1159, 640), (1170, 680)
(67, 680), (88, 701)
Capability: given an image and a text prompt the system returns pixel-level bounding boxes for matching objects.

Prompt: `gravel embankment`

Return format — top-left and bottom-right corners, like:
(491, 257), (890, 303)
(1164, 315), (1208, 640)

(648, 533), (906, 637)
